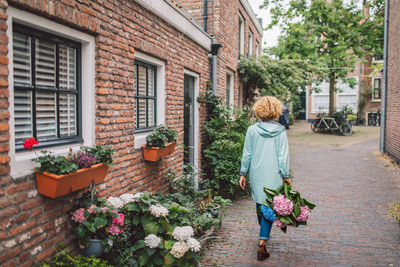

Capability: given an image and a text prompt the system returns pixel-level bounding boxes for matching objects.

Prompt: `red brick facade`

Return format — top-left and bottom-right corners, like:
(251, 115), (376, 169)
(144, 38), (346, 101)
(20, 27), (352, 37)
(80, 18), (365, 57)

(0, 0), (212, 265)
(180, 0), (263, 107)
(384, 0), (400, 163)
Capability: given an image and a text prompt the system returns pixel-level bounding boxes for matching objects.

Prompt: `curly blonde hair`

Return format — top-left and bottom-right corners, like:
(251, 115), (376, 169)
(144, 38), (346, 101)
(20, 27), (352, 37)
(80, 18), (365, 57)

(252, 96), (284, 121)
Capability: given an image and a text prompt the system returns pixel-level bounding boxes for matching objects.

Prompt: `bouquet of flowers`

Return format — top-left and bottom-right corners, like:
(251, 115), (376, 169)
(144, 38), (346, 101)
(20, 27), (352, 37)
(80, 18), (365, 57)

(260, 183), (316, 232)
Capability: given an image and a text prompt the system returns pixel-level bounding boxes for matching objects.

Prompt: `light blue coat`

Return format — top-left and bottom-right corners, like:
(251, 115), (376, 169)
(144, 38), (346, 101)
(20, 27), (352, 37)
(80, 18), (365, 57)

(240, 121), (290, 204)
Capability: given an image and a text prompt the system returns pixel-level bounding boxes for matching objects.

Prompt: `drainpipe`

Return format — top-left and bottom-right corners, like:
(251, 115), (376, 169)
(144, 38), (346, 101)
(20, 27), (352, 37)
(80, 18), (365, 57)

(211, 39), (222, 94)
(203, 0), (208, 32)
(380, 0), (389, 153)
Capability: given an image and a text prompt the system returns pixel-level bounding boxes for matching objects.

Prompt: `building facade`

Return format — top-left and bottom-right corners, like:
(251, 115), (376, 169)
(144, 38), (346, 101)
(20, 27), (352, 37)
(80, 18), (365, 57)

(382, 0), (400, 163)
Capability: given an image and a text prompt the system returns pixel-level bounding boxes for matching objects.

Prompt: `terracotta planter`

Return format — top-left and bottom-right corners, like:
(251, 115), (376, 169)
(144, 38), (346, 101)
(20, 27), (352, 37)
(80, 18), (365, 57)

(142, 142), (176, 162)
(35, 163), (109, 199)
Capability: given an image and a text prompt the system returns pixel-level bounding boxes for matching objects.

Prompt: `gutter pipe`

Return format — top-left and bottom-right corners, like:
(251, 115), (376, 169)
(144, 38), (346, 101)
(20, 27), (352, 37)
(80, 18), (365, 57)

(203, 0), (208, 32)
(380, 0), (389, 153)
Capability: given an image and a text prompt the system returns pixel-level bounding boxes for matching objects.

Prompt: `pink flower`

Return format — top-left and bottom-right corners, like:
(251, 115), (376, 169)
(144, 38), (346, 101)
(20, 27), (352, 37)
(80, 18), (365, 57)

(108, 223), (123, 235)
(102, 207), (108, 213)
(274, 219), (286, 228)
(296, 206), (311, 222)
(112, 213), (125, 226)
(273, 194), (294, 216)
(88, 204), (97, 214)
(72, 208), (85, 223)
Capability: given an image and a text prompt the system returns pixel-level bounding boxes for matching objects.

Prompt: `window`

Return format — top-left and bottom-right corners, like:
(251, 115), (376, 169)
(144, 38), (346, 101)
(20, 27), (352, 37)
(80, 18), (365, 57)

(373, 78), (381, 100)
(135, 61), (157, 132)
(312, 82), (330, 113)
(248, 30), (253, 58)
(12, 23), (81, 150)
(238, 14), (244, 56)
(226, 72), (234, 107)
(255, 40), (260, 57)
(337, 79), (357, 111)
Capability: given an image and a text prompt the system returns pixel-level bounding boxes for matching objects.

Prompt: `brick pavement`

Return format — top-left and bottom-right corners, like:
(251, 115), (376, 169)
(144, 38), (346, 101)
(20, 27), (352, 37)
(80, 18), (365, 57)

(200, 126), (400, 266)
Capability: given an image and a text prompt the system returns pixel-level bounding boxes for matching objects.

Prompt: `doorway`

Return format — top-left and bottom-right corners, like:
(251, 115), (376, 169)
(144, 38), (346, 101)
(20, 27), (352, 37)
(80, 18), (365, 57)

(184, 74), (195, 166)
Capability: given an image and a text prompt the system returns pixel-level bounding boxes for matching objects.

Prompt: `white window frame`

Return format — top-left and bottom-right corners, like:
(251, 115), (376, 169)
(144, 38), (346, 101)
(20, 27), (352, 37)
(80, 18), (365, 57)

(372, 77), (382, 102)
(226, 70), (235, 108)
(248, 30), (253, 57)
(239, 13), (245, 56)
(255, 40), (260, 57)
(7, 7), (96, 180)
(311, 83), (330, 113)
(134, 51), (165, 149)
(336, 78), (358, 112)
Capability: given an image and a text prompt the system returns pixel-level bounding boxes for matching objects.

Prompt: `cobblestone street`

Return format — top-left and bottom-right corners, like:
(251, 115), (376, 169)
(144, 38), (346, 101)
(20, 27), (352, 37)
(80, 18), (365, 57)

(201, 122), (400, 266)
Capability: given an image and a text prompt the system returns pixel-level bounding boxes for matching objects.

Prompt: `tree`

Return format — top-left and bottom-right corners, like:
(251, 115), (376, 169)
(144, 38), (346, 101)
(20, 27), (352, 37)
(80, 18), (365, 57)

(262, 0), (384, 115)
(238, 56), (318, 106)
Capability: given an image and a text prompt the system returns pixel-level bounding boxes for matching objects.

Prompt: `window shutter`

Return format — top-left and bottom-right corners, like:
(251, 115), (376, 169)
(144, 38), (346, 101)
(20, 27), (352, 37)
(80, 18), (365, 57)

(13, 32), (31, 85)
(13, 89), (33, 143)
(36, 92), (57, 141)
(59, 46), (76, 90)
(35, 39), (56, 88)
(59, 94), (77, 136)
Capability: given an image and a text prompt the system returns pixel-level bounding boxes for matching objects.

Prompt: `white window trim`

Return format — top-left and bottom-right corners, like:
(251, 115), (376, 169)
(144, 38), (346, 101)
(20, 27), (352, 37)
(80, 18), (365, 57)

(134, 51), (166, 149)
(183, 69), (200, 189)
(7, 7), (96, 180)
(371, 77), (382, 102)
(239, 13), (245, 55)
(248, 30), (254, 56)
(226, 70), (235, 108)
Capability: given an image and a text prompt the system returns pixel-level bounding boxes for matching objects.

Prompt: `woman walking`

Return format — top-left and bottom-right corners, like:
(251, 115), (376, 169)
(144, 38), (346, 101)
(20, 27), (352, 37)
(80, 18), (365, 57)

(239, 96), (291, 260)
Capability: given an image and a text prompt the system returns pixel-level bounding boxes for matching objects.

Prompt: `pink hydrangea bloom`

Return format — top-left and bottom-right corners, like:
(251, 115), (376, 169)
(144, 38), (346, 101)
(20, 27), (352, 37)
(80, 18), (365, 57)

(296, 206), (311, 222)
(102, 207), (108, 213)
(274, 219), (286, 228)
(88, 204), (97, 214)
(112, 213), (125, 226)
(273, 194), (294, 216)
(109, 223), (123, 235)
(72, 208), (85, 223)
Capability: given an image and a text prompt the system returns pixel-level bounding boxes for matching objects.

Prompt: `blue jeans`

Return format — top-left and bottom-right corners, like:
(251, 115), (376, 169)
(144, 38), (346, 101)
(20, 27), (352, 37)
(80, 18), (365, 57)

(256, 203), (272, 240)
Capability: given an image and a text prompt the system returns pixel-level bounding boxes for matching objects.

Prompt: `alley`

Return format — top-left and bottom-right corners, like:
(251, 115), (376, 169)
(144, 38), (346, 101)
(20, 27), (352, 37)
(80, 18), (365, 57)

(201, 122), (400, 266)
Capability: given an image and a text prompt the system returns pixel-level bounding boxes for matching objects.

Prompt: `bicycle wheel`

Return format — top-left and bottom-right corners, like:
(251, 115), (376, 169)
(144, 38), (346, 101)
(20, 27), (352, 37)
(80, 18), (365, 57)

(339, 122), (352, 136)
(311, 121), (319, 132)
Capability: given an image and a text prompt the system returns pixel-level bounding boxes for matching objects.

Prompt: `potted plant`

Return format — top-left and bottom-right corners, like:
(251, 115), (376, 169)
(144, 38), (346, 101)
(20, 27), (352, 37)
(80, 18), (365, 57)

(142, 125), (177, 162)
(71, 190), (125, 257)
(24, 138), (115, 199)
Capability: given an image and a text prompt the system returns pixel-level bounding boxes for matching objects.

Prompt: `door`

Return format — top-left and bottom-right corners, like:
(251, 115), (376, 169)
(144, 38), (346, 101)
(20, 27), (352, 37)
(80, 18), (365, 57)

(184, 74), (195, 165)
(296, 91), (306, 120)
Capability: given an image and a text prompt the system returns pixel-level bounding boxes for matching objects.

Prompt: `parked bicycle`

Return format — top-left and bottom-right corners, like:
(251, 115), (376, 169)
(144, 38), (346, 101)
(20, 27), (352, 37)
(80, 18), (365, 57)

(311, 111), (353, 136)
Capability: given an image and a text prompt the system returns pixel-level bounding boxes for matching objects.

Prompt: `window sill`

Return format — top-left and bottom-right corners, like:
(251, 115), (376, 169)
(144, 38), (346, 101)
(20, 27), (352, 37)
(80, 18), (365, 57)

(134, 130), (154, 149)
(10, 142), (83, 180)
(371, 99), (381, 103)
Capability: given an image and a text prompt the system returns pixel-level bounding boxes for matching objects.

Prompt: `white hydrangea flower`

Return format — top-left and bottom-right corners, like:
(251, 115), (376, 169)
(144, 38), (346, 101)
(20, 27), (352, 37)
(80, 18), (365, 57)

(133, 192), (143, 199)
(170, 241), (189, 259)
(120, 193), (136, 205)
(107, 239), (113, 247)
(149, 204), (169, 218)
(144, 234), (161, 249)
(186, 237), (201, 252)
(106, 196), (124, 209)
(172, 226), (194, 241)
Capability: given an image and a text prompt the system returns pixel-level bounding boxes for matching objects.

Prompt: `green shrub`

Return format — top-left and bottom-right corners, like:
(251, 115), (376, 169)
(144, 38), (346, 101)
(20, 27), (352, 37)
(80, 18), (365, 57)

(145, 125), (177, 149)
(198, 84), (252, 199)
(389, 201), (400, 222)
(40, 246), (112, 267)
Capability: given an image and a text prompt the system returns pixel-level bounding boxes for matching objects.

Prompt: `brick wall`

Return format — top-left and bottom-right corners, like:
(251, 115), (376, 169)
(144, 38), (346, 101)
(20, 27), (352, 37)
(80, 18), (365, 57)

(0, 0), (211, 265)
(385, 0), (400, 163)
(180, 0), (263, 107)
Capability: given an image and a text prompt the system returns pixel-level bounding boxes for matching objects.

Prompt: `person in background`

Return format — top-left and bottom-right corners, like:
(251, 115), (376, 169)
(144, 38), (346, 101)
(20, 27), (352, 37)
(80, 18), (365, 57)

(239, 96), (291, 260)
(279, 103), (290, 129)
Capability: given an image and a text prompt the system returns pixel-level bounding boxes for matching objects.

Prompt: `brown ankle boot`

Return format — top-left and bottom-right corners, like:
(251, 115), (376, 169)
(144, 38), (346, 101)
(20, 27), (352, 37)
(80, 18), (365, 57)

(257, 244), (270, 260)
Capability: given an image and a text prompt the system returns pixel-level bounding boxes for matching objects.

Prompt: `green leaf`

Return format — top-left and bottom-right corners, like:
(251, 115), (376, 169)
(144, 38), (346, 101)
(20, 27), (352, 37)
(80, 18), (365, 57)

(139, 253), (149, 266)
(293, 205), (301, 217)
(144, 222), (159, 235)
(141, 216), (153, 227)
(94, 217), (107, 228)
(164, 240), (174, 250)
(164, 252), (175, 265)
(133, 240), (146, 250)
(264, 187), (279, 197)
(284, 183), (289, 198)
(74, 225), (86, 239)
(153, 257), (163, 265)
(146, 247), (155, 256)
(132, 216), (141, 226)
(304, 199), (316, 209)
(279, 216), (293, 225)
(126, 202), (141, 212)
(160, 220), (170, 233)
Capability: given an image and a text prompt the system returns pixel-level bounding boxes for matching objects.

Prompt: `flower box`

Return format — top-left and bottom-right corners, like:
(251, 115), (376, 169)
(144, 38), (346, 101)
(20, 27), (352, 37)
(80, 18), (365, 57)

(35, 163), (109, 199)
(142, 142), (176, 162)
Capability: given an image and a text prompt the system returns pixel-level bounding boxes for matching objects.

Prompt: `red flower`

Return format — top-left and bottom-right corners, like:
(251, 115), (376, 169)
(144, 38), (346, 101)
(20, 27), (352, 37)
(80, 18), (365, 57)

(23, 137), (39, 150)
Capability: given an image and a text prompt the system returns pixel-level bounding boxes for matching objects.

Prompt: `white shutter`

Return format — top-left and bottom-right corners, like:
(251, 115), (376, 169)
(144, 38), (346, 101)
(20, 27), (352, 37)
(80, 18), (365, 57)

(35, 39), (55, 88)
(59, 94), (77, 136)
(36, 92), (57, 140)
(14, 89), (33, 143)
(13, 32), (31, 85)
(137, 98), (146, 128)
(59, 46), (76, 90)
